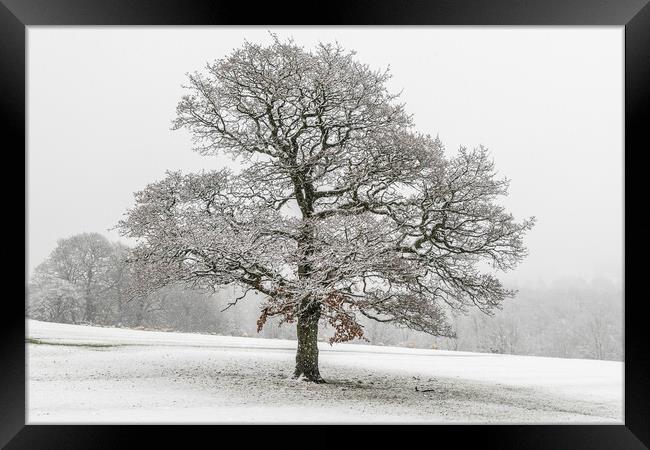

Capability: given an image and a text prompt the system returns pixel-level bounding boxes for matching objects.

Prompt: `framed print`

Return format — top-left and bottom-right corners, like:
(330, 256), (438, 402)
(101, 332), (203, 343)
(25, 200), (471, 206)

(2, 0), (648, 448)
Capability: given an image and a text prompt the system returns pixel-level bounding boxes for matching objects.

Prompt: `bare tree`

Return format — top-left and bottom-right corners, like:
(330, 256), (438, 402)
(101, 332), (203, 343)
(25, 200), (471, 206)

(28, 273), (83, 324)
(487, 316), (519, 354)
(586, 313), (609, 360)
(118, 37), (534, 382)
(105, 242), (132, 325)
(35, 233), (114, 322)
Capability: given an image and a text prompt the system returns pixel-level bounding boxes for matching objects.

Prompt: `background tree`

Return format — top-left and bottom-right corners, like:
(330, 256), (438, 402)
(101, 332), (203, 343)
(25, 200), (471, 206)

(28, 272), (83, 324)
(118, 37), (534, 382)
(33, 233), (114, 322)
(105, 242), (132, 325)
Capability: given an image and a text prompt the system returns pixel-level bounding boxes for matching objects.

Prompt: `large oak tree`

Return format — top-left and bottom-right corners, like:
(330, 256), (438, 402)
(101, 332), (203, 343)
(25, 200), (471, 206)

(118, 37), (534, 382)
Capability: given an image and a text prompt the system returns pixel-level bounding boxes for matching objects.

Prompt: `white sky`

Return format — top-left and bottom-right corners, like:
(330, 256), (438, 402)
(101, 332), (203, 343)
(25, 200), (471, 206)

(27, 27), (623, 285)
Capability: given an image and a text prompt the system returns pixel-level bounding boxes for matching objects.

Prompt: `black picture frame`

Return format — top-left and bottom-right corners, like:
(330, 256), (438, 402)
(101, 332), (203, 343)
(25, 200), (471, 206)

(2, 0), (647, 448)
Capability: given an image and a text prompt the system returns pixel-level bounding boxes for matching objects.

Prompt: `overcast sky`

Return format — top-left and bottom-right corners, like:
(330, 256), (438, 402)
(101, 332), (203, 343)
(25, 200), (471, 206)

(27, 27), (623, 285)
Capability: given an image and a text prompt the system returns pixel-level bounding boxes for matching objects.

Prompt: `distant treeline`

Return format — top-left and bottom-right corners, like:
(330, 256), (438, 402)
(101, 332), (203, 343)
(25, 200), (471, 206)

(27, 233), (622, 361)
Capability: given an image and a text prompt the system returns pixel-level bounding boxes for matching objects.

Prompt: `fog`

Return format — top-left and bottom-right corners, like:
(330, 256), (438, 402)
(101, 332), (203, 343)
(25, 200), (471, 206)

(27, 26), (623, 285)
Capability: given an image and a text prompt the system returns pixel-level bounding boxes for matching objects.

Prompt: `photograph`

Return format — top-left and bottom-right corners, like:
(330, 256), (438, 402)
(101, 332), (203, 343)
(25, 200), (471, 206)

(25, 26), (624, 424)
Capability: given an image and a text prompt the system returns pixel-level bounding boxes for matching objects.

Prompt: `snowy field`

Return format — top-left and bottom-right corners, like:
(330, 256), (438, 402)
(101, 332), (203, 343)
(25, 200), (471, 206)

(27, 319), (623, 424)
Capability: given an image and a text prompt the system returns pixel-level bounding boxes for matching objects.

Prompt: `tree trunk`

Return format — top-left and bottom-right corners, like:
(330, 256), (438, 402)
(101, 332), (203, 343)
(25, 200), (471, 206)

(84, 295), (95, 323)
(293, 217), (323, 382)
(84, 271), (95, 323)
(135, 299), (144, 327)
(293, 303), (324, 383)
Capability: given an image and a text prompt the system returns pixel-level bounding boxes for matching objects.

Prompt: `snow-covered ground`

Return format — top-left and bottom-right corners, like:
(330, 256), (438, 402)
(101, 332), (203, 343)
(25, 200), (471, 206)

(26, 319), (623, 424)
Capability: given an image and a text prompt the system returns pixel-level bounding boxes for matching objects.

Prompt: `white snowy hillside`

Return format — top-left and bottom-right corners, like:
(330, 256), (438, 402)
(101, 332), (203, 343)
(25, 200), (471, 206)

(27, 319), (623, 424)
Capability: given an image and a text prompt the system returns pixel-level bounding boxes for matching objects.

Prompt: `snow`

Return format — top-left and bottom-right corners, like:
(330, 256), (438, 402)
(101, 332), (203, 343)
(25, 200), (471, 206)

(27, 319), (623, 424)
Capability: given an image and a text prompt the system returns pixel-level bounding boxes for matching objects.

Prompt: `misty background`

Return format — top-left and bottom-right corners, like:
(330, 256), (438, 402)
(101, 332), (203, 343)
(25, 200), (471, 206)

(26, 27), (623, 360)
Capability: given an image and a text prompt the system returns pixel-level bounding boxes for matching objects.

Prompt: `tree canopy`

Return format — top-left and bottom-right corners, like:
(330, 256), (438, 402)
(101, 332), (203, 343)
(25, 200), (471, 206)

(118, 37), (534, 381)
